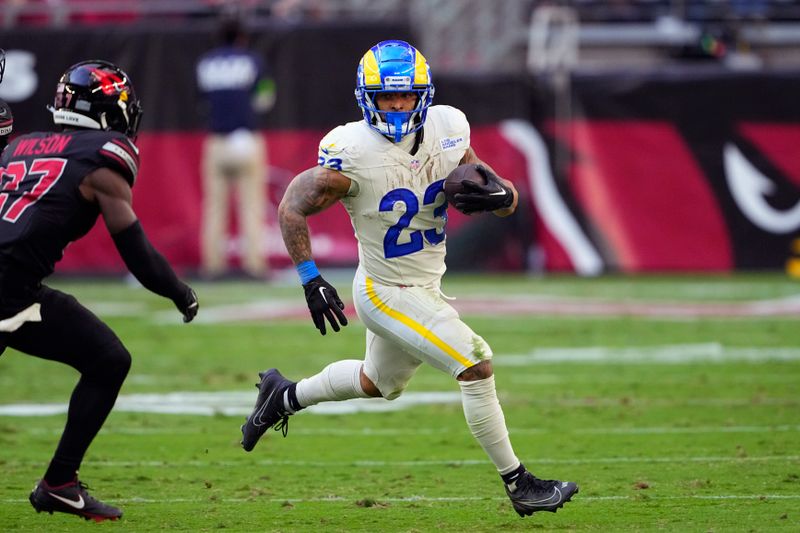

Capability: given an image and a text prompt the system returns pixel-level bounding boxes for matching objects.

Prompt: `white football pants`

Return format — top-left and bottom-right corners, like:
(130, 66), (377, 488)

(352, 267), (492, 399)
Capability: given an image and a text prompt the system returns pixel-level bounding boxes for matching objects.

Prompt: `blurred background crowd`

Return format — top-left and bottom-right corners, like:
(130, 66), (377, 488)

(4, 0), (800, 24)
(4, 1), (800, 71)
(1, 1), (799, 277)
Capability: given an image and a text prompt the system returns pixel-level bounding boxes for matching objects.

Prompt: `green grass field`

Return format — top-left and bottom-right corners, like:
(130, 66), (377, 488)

(1, 273), (799, 531)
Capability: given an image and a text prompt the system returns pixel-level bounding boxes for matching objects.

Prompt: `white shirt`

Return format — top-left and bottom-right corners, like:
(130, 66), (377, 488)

(317, 105), (470, 287)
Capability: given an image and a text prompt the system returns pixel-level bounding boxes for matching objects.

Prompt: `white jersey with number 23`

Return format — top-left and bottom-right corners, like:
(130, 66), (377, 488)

(317, 105), (470, 288)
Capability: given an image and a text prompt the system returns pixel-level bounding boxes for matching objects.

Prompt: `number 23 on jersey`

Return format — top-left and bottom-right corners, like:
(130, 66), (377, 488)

(380, 179), (447, 259)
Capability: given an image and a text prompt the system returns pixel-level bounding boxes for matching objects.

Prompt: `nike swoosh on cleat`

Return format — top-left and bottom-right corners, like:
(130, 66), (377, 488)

(49, 492), (85, 510)
(251, 390), (276, 427)
(515, 487), (562, 507)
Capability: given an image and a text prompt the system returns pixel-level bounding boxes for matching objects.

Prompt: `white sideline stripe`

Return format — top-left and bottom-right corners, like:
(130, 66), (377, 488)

(83, 293), (800, 322)
(82, 301), (147, 316)
(7, 455), (798, 468)
(3, 494), (800, 504)
(574, 425), (800, 435)
(2, 386), (799, 418)
(0, 391), (462, 417)
(2, 393), (797, 417)
(162, 298), (800, 323)
(171, 300), (306, 323)
(497, 343), (800, 364)
(1, 342), (797, 417)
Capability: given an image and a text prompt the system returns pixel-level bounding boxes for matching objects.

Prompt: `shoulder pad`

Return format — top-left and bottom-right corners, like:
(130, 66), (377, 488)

(97, 132), (140, 186)
(430, 105), (469, 137)
(317, 123), (366, 173)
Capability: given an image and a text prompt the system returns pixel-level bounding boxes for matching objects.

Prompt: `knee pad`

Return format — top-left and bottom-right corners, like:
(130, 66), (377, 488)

(363, 360), (416, 401)
(106, 341), (132, 384)
(381, 385), (406, 401)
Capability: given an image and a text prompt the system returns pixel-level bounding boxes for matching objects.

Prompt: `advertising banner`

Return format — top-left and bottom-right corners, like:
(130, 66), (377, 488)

(1, 26), (797, 273)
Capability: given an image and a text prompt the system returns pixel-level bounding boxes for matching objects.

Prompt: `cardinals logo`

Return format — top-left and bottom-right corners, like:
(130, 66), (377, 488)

(90, 68), (127, 96)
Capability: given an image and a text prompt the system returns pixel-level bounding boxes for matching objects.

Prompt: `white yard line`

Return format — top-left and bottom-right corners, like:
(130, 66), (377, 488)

(497, 343), (800, 364)
(144, 293), (800, 323)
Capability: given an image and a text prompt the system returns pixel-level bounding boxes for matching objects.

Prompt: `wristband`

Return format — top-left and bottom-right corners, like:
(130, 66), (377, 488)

(296, 260), (320, 285)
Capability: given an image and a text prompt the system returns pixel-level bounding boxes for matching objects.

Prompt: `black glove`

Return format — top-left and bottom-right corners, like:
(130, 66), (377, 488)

(174, 286), (199, 323)
(303, 275), (347, 335)
(453, 165), (514, 214)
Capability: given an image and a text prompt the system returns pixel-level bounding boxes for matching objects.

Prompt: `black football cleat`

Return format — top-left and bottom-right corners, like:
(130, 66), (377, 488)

(505, 472), (578, 516)
(29, 478), (122, 522)
(241, 368), (294, 451)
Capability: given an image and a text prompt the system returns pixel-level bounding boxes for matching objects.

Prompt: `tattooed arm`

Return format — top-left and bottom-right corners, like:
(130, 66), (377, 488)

(278, 166), (353, 264)
(279, 166), (352, 335)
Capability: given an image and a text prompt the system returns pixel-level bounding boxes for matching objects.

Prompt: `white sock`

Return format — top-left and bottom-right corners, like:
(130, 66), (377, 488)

(459, 375), (520, 474)
(295, 360), (369, 407)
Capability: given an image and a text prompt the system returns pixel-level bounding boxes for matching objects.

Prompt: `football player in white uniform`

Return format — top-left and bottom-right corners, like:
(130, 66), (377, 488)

(241, 40), (578, 516)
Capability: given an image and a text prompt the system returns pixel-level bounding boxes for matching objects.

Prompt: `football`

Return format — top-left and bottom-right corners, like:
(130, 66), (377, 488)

(444, 164), (487, 210)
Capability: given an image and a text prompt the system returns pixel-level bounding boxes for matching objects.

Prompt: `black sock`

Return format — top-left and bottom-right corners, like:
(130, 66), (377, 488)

(501, 463), (527, 486)
(286, 383), (302, 412)
(43, 458), (78, 487)
(44, 372), (125, 487)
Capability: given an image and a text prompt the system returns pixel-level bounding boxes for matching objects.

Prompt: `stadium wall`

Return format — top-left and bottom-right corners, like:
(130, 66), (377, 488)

(1, 24), (798, 274)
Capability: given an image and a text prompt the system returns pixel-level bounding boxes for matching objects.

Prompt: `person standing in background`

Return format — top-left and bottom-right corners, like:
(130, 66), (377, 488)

(196, 16), (276, 279)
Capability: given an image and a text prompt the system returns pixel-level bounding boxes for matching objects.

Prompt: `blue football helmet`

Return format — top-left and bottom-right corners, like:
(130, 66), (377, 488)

(355, 40), (434, 142)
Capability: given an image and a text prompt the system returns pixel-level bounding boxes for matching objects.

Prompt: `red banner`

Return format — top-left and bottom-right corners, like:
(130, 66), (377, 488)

(56, 127), (532, 274)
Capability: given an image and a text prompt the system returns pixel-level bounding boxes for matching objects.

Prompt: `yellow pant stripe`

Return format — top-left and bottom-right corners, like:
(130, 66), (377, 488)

(365, 276), (472, 368)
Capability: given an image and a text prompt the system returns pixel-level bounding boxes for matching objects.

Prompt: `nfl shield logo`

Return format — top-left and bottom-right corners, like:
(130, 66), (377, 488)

(410, 159), (421, 171)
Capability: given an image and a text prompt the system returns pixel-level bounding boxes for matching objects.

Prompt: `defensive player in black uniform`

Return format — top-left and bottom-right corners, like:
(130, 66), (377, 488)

(0, 60), (199, 522)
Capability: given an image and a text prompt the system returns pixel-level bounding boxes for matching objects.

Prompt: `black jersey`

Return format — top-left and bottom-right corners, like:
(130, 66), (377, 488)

(0, 129), (139, 296)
